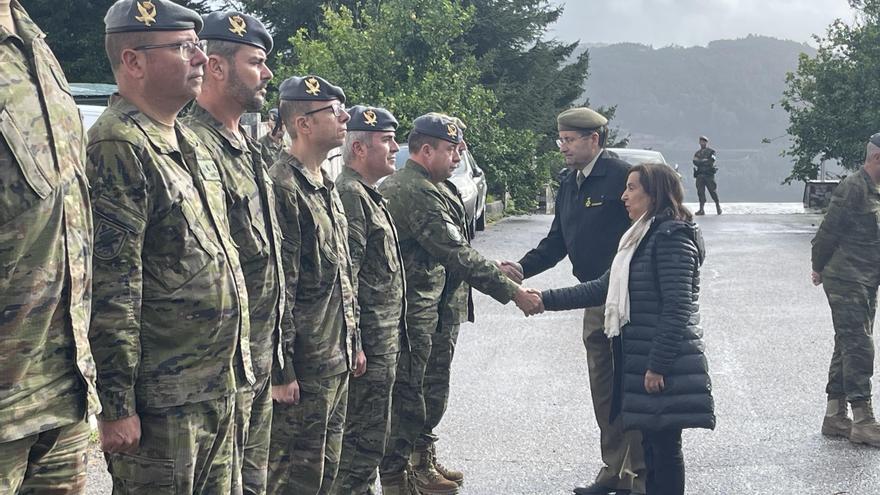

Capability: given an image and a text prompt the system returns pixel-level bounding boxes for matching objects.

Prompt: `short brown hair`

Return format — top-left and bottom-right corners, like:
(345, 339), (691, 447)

(408, 130), (442, 154)
(278, 99), (314, 140)
(629, 162), (692, 222)
(105, 32), (153, 73)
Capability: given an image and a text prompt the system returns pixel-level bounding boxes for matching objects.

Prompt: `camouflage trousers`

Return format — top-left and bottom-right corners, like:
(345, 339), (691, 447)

(105, 395), (235, 494)
(332, 352), (399, 495)
(0, 419), (89, 494)
(380, 322), (433, 476)
(267, 372), (349, 495)
(419, 323), (461, 449)
(233, 375), (273, 495)
(823, 276), (877, 402)
(695, 175), (719, 205)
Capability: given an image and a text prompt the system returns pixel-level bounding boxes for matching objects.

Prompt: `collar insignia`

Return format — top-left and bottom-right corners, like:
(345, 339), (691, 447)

(135, 1), (157, 26)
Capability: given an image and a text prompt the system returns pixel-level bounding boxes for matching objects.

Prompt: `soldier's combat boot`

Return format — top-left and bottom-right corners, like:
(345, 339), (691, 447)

(715, 202), (722, 215)
(821, 398), (851, 438)
(695, 204), (705, 216)
(849, 400), (880, 447)
(380, 466), (420, 495)
(411, 448), (459, 494)
(429, 443), (464, 486)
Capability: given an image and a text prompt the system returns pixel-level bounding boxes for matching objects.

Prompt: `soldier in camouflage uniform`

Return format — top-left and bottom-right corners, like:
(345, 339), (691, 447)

(811, 133), (880, 448)
(182, 11), (284, 495)
(87, 1), (252, 492)
(378, 114), (542, 494)
(330, 106), (408, 495)
(692, 136), (721, 215)
(0, 2), (98, 492)
(267, 75), (363, 495)
(259, 108), (285, 164)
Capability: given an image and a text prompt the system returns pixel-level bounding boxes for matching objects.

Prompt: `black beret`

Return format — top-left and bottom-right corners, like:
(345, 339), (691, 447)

(200, 11), (273, 54)
(278, 75), (346, 104)
(347, 105), (398, 132)
(412, 113), (462, 144)
(105, 0), (203, 34)
(557, 107), (607, 132)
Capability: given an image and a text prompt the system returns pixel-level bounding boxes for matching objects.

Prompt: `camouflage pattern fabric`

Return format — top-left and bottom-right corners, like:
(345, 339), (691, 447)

(259, 134), (284, 166)
(233, 376), (272, 495)
(333, 353), (400, 495)
(86, 94), (252, 419)
(692, 146), (717, 177)
(823, 274), (877, 402)
(0, 419), (89, 494)
(812, 168), (880, 287)
(419, 323), (460, 449)
(0, 1), (98, 449)
(267, 373), (350, 495)
(105, 395), (235, 494)
(695, 175), (719, 205)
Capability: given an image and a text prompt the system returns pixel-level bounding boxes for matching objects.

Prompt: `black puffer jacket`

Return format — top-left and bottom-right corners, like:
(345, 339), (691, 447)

(542, 217), (715, 432)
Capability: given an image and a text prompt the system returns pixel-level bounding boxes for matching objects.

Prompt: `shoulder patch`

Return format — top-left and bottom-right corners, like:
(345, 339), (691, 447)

(94, 218), (128, 261)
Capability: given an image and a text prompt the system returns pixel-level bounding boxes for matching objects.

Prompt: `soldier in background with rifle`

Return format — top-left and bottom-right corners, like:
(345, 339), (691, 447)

(693, 135), (721, 215)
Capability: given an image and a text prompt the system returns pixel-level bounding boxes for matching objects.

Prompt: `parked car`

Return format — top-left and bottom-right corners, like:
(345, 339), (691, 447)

(605, 147), (679, 173)
(78, 104), (106, 130)
(394, 144), (488, 238)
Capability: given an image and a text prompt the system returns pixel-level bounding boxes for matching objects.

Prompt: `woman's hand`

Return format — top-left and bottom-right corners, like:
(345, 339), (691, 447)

(644, 369), (665, 394)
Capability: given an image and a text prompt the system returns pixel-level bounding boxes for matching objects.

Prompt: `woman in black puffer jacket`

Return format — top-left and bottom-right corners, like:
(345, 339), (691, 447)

(539, 162), (714, 495)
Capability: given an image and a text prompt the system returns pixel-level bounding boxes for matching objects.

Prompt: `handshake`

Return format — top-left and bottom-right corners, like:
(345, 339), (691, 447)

(499, 261), (545, 317)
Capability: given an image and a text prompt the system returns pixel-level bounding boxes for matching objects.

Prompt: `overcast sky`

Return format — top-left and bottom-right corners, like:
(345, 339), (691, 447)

(547, 0), (856, 47)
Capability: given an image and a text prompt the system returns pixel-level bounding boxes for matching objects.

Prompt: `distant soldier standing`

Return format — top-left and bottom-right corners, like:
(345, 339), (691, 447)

(0, 1), (98, 492)
(267, 75), (364, 495)
(331, 106), (407, 495)
(260, 107), (285, 163)
(811, 133), (880, 448)
(692, 135), (721, 215)
(182, 11), (284, 495)
(88, 1), (252, 492)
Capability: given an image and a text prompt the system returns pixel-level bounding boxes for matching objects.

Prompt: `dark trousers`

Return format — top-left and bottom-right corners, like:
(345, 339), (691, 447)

(641, 429), (684, 495)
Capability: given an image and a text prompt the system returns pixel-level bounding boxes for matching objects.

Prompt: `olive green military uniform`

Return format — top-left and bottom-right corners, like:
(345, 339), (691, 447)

(379, 160), (518, 476)
(812, 168), (880, 403)
(268, 152), (360, 495)
(332, 167), (407, 494)
(184, 103), (285, 495)
(692, 146), (719, 207)
(259, 134), (284, 165)
(0, 3), (98, 493)
(87, 95), (252, 494)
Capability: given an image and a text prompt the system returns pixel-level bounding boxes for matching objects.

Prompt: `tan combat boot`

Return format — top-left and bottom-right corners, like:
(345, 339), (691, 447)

(380, 467), (420, 495)
(821, 398), (852, 438)
(429, 443), (464, 487)
(411, 448), (459, 494)
(849, 400), (880, 447)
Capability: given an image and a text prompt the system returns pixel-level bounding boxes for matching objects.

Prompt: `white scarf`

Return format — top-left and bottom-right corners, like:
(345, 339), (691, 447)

(604, 213), (654, 338)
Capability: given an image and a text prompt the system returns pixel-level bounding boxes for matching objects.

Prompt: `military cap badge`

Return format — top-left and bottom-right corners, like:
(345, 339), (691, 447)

(446, 123), (458, 139)
(135, 1), (157, 26)
(228, 15), (247, 36)
(363, 110), (378, 126)
(305, 77), (321, 96)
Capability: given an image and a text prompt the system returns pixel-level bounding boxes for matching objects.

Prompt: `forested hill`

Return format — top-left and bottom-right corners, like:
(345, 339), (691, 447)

(583, 36), (817, 201)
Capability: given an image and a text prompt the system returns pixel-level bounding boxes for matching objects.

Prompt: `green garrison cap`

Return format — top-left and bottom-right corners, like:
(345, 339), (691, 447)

(105, 0), (203, 34)
(347, 105), (398, 132)
(412, 113), (462, 144)
(278, 75), (346, 104)
(200, 11), (273, 54)
(557, 107), (608, 132)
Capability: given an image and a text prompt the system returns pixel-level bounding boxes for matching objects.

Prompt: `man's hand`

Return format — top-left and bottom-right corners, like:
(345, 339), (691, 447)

(644, 370), (665, 394)
(811, 270), (823, 286)
(353, 351), (367, 378)
(98, 415), (141, 454)
(514, 287), (543, 316)
(497, 260), (524, 284)
(272, 380), (300, 405)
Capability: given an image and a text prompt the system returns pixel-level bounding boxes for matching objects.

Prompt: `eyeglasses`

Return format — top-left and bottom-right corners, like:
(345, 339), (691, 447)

(132, 40), (207, 61)
(871, 132), (880, 147)
(304, 102), (346, 118)
(556, 132), (596, 149)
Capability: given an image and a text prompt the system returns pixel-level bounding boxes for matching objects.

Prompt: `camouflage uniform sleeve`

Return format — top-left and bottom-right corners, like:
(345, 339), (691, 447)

(337, 189), (368, 281)
(86, 140), (149, 421)
(408, 188), (518, 303)
(272, 182), (300, 385)
(812, 177), (855, 273)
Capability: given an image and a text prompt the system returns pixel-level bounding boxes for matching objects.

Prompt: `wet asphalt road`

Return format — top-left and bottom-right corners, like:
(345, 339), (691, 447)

(87, 210), (880, 494)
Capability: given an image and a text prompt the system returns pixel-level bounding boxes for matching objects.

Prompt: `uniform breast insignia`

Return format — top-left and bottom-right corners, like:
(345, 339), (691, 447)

(446, 124), (458, 139)
(198, 158), (222, 181)
(228, 15), (247, 36)
(305, 77), (321, 96)
(135, 1), (157, 26)
(363, 110), (378, 127)
(584, 197), (604, 208)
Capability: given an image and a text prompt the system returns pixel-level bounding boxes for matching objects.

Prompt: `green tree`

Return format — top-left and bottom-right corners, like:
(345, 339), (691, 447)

(781, 0), (880, 183)
(27, 0), (212, 83)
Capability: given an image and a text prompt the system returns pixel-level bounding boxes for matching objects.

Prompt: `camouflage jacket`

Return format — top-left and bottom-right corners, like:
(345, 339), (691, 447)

(336, 167), (406, 356)
(183, 104), (285, 379)
(259, 133), (284, 166)
(692, 147), (717, 177)
(0, 1), (99, 441)
(811, 168), (880, 287)
(86, 95), (251, 420)
(269, 152), (360, 383)
(380, 160), (518, 332)
(437, 180), (475, 325)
